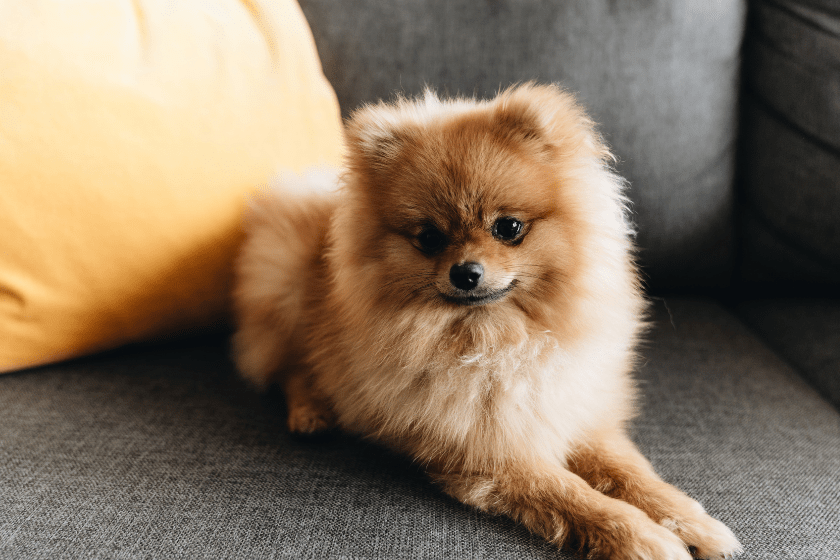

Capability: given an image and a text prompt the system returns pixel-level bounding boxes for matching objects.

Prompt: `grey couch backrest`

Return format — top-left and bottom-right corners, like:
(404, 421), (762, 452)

(298, 0), (748, 290)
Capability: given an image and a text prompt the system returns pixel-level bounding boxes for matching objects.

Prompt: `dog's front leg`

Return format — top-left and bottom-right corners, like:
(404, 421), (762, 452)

(567, 431), (741, 559)
(432, 462), (691, 560)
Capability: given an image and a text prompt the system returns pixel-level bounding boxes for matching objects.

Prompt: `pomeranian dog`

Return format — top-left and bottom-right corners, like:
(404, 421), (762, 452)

(232, 84), (741, 560)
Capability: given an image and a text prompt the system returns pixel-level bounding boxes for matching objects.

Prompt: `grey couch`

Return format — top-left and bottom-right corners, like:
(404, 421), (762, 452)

(2, 0), (839, 558)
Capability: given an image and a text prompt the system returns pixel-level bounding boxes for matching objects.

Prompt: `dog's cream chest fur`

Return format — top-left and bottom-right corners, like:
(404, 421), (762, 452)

(322, 322), (630, 469)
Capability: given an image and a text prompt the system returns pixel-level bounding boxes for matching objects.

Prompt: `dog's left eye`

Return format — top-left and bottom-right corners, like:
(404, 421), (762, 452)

(417, 226), (447, 254)
(492, 217), (524, 242)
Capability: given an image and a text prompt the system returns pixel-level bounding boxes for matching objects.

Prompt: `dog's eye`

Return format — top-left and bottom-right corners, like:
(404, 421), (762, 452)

(493, 217), (524, 242)
(417, 226), (447, 254)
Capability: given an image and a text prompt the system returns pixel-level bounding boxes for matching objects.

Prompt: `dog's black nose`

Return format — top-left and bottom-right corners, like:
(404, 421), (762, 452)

(449, 262), (484, 291)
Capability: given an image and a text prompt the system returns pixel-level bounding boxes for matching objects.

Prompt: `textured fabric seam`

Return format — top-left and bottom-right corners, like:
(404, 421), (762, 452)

(743, 86), (840, 160)
(743, 204), (838, 280)
(764, 0), (840, 38)
(751, 2), (840, 71)
(739, 90), (840, 272)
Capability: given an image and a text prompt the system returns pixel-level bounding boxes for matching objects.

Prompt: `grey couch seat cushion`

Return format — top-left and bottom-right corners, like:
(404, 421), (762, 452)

(736, 298), (840, 411)
(297, 0), (746, 289)
(1, 299), (839, 559)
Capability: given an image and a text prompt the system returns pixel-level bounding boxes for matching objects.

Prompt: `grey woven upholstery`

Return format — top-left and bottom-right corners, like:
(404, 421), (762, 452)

(2, 299), (838, 559)
(3, 1), (839, 558)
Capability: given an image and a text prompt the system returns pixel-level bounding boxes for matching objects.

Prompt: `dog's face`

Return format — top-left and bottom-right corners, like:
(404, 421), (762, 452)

(336, 86), (624, 339)
(364, 124), (575, 316)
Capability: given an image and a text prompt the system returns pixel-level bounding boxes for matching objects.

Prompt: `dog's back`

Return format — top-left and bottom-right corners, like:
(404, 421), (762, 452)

(232, 169), (339, 388)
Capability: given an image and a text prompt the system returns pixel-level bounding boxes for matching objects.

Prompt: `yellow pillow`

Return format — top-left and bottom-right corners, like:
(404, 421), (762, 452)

(0, 0), (343, 372)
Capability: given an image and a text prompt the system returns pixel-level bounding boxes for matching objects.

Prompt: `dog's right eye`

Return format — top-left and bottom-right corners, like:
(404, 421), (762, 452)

(417, 227), (447, 254)
(492, 216), (525, 243)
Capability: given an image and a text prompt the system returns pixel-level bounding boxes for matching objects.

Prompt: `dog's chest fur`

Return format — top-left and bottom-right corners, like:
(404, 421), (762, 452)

(318, 317), (626, 468)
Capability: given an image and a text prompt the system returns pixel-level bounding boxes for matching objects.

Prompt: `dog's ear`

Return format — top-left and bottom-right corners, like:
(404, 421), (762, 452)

(492, 95), (548, 147)
(345, 104), (417, 174)
(492, 83), (610, 162)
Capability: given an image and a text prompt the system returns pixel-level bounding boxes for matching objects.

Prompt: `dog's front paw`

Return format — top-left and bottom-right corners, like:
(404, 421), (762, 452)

(592, 504), (692, 560)
(287, 404), (335, 435)
(661, 502), (742, 559)
(619, 516), (693, 560)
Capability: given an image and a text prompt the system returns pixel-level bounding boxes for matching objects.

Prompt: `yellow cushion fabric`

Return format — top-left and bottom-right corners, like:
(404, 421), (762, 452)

(0, 0), (343, 371)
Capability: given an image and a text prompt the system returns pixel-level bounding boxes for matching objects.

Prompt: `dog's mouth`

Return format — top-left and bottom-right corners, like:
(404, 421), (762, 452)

(440, 280), (517, 307)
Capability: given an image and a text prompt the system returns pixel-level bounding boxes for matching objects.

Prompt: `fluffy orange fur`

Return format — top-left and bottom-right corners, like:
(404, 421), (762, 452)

(232, 84), (741, 560)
